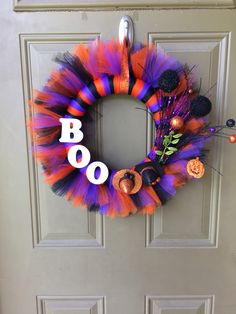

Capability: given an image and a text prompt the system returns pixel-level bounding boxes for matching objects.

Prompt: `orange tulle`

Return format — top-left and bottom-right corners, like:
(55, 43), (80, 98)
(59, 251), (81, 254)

(45, 164), (74, 185)
(140, 204), (157, 215)
(116, 191), (137, 217)
(164, 161), (190, 188)
(73, 44), (89, 65)
(29, 100), (61, 119)
(131, 47), (149, 79)
(184, 118), (205, 133)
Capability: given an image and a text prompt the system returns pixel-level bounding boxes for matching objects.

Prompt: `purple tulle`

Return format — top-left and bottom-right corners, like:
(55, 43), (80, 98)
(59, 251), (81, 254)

(33, 114), (61, 128)
(171, 139), (206, 162)
(42, 91), (72, 107)
(159, 174), (176, 196)
(143, 50), (181, 87)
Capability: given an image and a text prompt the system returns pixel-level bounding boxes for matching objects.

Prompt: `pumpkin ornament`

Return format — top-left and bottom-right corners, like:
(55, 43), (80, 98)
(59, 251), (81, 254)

(28, 29), (236, 217)
(187, 157), (205, 179)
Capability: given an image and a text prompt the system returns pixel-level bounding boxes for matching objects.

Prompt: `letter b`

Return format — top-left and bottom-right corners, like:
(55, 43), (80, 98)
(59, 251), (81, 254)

(59, 118), (84, 143)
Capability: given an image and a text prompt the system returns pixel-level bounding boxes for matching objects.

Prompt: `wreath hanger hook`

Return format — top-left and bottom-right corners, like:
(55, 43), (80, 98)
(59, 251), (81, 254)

(119, 15), (134, 50)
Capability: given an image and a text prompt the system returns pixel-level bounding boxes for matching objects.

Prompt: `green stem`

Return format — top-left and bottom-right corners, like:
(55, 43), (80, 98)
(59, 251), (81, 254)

(160, 147), (167, 162)
(160, 133), (173, 163)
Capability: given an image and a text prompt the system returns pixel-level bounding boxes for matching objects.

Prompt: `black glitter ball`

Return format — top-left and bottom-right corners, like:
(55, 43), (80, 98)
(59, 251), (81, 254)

(190, 95), (212, 117)
(158, 70), (180, 93)
(226, 118), (236, 128)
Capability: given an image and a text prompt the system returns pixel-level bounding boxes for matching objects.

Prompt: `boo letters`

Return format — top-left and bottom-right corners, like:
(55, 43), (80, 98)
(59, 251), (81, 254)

(59, 118), (109, 185)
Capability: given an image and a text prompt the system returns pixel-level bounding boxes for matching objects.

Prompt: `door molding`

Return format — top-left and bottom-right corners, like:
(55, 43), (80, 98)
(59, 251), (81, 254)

(37, 296), (105, 314)
(145, 295), (214, 314)
(13, 0), (236, 12)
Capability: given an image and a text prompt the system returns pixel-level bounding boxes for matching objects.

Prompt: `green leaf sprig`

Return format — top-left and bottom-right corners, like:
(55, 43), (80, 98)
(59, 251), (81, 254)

(156, 131), (183, 163)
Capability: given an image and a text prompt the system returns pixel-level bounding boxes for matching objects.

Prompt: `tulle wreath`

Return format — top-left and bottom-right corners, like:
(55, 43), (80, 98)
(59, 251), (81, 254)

(29, 40), (210, 217)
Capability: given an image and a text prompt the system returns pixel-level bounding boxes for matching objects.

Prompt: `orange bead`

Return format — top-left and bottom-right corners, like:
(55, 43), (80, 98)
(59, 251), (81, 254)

(228, 135), (236, 143)
(170, 116), (184, 130)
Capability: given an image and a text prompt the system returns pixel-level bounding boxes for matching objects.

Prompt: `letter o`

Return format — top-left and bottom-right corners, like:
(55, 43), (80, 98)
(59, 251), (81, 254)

(86, 161), (109, 185)
(67, 145), (91, 168)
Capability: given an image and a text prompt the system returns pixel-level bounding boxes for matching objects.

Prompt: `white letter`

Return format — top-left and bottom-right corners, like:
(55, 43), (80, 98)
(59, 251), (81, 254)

(67, 145), (90, 168)
(86, 161), (109, 185)
(59, 118), (84, 143)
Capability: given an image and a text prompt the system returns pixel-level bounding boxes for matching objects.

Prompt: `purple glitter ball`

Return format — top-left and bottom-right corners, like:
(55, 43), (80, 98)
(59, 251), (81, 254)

(210, 127), (216, 133)
(226, 118), (235, 128)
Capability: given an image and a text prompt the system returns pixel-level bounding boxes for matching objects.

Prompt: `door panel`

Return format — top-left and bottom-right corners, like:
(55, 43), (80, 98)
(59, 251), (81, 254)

(1, 2), (236, 314)
(146, 32), (229, 248)
(20, 33), (104, 248)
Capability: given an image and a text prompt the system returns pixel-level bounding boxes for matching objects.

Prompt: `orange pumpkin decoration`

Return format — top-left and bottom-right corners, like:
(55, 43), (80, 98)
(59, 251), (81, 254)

(187, 157), (205, 179)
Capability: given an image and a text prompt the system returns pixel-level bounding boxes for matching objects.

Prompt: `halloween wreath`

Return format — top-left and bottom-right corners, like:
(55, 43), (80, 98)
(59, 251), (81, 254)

(29, 39), (236, 217)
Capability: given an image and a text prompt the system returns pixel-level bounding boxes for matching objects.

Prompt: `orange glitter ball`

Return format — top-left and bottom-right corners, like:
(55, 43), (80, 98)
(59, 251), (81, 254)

(228, 135), (236, 143)
(170, 116), (184, 130)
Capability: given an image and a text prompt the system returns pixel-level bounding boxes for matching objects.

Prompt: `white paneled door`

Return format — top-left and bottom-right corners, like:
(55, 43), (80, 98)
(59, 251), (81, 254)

(1, 1), (236, 314)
